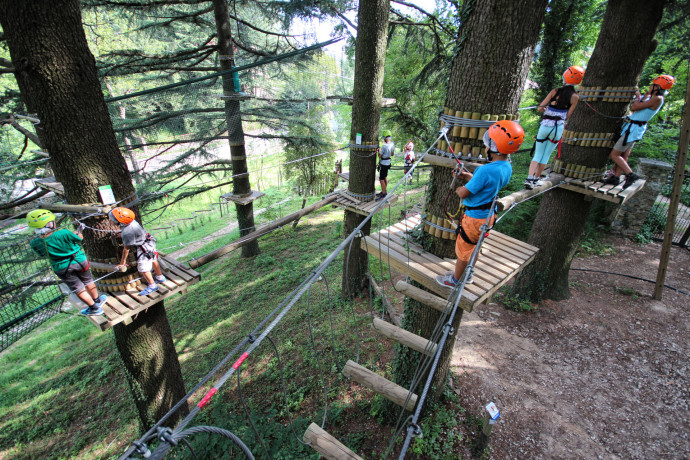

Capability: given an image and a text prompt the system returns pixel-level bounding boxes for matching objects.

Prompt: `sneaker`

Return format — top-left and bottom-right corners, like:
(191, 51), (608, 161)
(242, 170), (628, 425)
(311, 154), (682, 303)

(155, 275), (167, 284)
(603, 169), (615, 179)
(603, 175), (620, 186)
(139, 285), (159, 296)
(375, 192), (387, 201)
(622, 172), (640, 189)
(524, 178), (535, 190)
(93, 294), (108, 309)
(445, 270), (473, 284)
(534, 178), (545, 187)
(81, 306), (104, 316)
(436, 273), (457, 288)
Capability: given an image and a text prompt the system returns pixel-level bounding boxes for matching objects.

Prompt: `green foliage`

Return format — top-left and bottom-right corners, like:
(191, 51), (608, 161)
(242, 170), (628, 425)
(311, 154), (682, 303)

(635, 204), (668, 243)
(410, 386), (466, 459)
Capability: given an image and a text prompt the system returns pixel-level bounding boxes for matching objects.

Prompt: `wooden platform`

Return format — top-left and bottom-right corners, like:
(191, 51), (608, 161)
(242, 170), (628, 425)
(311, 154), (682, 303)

(332, 190), (398, 217)
(360, 214), (538, 311)
(220, 190), (265, 205)
(338, 171), (350, 181)
(558, 176), (646, 205)
(87, 255), (201, 331)
(34, 177), (65, 196)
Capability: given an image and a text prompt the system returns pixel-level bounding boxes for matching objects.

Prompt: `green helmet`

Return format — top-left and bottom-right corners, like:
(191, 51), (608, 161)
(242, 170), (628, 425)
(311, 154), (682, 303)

(382, 130), (392, 138)
(26, 209), (55, 228)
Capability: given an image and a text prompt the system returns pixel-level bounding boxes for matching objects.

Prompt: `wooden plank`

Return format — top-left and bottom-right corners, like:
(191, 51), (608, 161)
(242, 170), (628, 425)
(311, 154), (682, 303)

(368, 274), (401, 327)
(303, 423), (363, 460)
(487, 231), (539, 253)
(483, 238), (529, 262)
(372, 317), (437, 356)
(559, 183), (620, 203)
(485, 233), (533, 259)
(162, 255), (201, 279)
(474, 250), (538, 305)
(342, 360), (417, 411)
(111, 292), (140, 311)
(163, 264), (193, 283)
(617, 179), (646, 204)
(395, 280), (464, 313)
(88, 312), (109, 330)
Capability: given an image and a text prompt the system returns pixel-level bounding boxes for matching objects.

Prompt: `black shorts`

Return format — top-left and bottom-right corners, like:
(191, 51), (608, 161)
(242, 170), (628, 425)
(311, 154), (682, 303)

(55, 261), (93, 293)
(379, 164), (391, 180)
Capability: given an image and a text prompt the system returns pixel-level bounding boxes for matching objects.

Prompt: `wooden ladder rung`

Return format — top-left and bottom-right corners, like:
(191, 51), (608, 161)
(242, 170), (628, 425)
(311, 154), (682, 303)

(372, 317), (436, 356)
(342, 360), (417, 411)
(303, 423), (363, 460)
(394, 280), (462, 312)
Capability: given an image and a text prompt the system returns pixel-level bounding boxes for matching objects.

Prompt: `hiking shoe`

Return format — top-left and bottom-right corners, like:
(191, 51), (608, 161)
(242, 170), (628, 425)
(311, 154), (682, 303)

(622, 172), (640, 189)
(603, 175), (620, 186)
(375, 192), (387, 201)
(524, 178), (535, 190)
(81, 306), (104, 316)
(139, 285), (159, 296)
(93, 295), (108, 309)
(155, 275), (167, 284)
(436, 273), (457, 288)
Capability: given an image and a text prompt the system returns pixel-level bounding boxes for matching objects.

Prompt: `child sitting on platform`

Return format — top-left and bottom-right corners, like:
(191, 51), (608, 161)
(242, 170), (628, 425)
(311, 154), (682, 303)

(110, 207), (166, 296)
(436, 120), (524, 288)
(27, 209), (107, 316)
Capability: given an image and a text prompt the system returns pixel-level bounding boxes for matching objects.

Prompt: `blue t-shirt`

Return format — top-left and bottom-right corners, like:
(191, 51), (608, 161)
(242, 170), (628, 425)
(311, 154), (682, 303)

(463, 160), (512, 219)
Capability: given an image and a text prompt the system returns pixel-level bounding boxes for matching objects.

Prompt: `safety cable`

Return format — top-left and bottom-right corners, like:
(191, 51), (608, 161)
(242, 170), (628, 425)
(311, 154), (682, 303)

(570, 268), (690, 297)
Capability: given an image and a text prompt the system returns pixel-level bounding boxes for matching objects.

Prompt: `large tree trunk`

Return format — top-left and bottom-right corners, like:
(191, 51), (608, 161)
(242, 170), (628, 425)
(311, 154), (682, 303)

(512, 0), (665, 302)
(0, 0), (188, 430)
(393, 0), (548, 402)
(342, 0), (390, 296)
(213, 0), (260, 258)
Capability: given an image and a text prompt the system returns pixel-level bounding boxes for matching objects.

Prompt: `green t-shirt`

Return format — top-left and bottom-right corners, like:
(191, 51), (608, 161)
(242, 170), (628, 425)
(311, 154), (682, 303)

(30, 229), (88, 271)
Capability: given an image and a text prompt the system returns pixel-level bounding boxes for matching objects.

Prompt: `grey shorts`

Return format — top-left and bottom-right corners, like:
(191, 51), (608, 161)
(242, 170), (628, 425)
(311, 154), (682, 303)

(613, 136), (636, 152)
(55, 261), (94, 293)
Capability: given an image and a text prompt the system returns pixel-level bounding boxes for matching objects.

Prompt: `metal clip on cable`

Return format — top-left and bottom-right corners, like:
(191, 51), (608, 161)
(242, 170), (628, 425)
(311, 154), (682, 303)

(156, 427), (178, 447)
(133, 441), (152, 459)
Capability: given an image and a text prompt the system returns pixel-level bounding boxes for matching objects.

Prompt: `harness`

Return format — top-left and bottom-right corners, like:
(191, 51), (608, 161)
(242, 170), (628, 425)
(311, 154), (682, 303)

(455, 198), (498, 245)
(136, 233), (158, 261)
(536, 123), (560, 144)
(618, 117), (648, 146)
(51, 251), (88, 276)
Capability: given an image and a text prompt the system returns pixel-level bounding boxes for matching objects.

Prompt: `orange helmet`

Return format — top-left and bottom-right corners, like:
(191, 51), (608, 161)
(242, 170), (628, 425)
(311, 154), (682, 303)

(487, 120), (524, 154)
(652, 75), (674, 90)
(563, 65), (585, 85)
(109, 207), (135, 225)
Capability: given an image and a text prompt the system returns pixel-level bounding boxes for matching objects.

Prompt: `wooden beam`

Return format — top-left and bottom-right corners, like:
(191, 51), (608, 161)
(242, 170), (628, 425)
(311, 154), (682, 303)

(41, 203), (108, 214)
(394, 280), (455, 313)
(372, 317), (436, 356)
(342, 360), (417, 411)
(89, 261), (126, 273)
(303, 423), (363, 460)
(421, 154), (481, 171)
(189, 194), (337, 268)
(496, 173), (565, 211)
(655, 60), (690, 299)
(368, 274), (401, 327)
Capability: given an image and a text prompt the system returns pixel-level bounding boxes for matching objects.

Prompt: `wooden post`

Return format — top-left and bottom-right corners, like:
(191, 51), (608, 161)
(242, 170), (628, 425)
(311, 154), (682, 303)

(303, 423), (363, 460)
(395, 280), (453, 313)
(342, 360), (417, 411)
(372, 317), (437, 356)
(654, 63), (690, 299)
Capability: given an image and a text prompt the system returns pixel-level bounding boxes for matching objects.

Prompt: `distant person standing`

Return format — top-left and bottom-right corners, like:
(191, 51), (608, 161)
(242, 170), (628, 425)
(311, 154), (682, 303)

(377, 130), (394, 200)
(403, 141), (416, 184)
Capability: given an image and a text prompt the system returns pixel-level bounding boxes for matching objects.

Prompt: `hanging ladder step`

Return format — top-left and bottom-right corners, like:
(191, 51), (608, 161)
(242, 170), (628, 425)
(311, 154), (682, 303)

(303, 423), (363, 460)
(395, 280), (456, 313)
(342, 360), (417, 411)
(372, 317), (436, 356)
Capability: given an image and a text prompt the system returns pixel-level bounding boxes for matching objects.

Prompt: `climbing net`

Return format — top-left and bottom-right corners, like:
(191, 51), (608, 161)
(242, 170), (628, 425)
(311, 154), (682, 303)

(0, 227), (63, 352)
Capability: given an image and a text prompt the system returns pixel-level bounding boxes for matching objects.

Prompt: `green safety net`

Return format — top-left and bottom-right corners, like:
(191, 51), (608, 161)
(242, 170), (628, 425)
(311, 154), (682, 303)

(0, 229), (64, 352)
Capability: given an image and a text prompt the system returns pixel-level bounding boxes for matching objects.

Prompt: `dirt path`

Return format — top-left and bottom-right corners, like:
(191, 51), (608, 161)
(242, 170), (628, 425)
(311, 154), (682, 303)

(450, 238), (689, 459)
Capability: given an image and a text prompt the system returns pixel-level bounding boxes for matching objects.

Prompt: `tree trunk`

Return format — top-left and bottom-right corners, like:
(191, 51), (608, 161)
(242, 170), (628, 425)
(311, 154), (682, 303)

(0, 0), (188, 430)
(392, 0), (548, 403)
(512, 0), (665, 301)
(213, 0), (260, 258)
(342, 0), (390, 296)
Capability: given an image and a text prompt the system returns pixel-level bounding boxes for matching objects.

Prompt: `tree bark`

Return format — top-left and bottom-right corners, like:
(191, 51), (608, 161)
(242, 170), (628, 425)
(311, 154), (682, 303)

(392, 0), (548, 403)
(213, 0), (260, 258)
(0, 0), (188, 429)
(342, 0), (390, 296)
(512, 0), (665, 302)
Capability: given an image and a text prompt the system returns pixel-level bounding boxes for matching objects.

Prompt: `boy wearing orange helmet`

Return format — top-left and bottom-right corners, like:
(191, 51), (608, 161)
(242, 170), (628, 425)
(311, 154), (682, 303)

(437, 120), (524, 288)
(109, 207), (166, 296)
(604, 74), (674, 189)
(525, 65), (584, 189)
